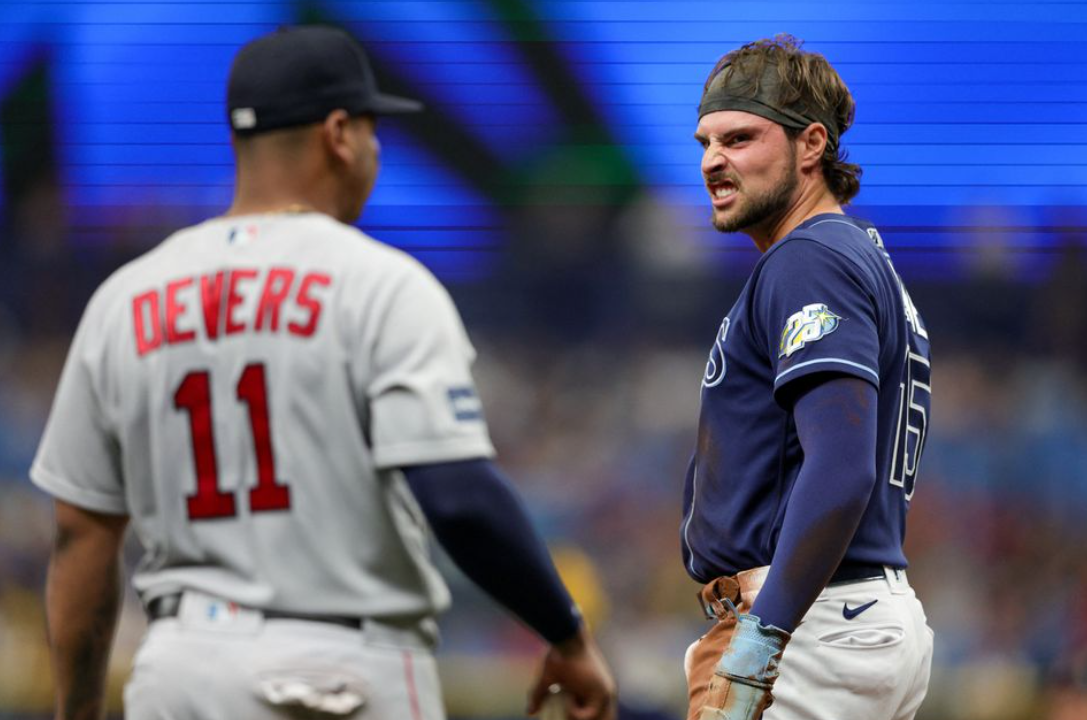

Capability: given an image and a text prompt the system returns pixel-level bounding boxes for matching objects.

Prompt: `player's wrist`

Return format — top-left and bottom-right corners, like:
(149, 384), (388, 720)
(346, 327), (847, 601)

(714, 614), (791, 689)
(551, 621), (591, 658)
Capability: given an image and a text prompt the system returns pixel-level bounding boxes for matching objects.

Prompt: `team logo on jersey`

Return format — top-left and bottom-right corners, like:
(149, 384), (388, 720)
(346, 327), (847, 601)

(702, 317), (731, 388)
(779, 303), (841, 358)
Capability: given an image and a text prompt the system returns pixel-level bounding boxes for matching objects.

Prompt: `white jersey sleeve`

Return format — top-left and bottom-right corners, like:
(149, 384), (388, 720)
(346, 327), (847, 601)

(363, 262), (494, 469)
(31, 287), (127, 515)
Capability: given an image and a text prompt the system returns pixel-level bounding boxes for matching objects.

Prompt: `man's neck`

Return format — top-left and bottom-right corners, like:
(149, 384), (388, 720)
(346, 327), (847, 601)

(225, 199), (318, 217)
(226, 160), (342, 220)
(747, 185), (844, 253)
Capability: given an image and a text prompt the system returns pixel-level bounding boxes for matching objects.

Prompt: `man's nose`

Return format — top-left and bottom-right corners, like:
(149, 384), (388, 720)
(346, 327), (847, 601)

(702, 145), (726, 177)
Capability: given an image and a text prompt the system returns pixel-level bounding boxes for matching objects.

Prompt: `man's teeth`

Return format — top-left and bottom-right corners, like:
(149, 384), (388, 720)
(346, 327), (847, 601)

(714, 187), (736, 199)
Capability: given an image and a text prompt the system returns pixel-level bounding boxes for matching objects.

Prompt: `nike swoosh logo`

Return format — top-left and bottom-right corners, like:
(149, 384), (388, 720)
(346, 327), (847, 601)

(842, 599), (878, 620)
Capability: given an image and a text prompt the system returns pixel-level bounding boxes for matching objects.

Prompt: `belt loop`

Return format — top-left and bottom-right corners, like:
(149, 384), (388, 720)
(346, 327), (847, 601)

(698, 576), (741, 621)
(885, 566), (909, 595)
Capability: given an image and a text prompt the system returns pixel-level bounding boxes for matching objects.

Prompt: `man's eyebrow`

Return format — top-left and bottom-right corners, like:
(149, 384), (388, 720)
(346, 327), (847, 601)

(694, 125), (762, 143)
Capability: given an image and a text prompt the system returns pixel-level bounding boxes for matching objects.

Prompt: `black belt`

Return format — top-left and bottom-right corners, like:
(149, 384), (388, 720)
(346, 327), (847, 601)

(828, 561), (889, 586)
(145, 594), (365, 630)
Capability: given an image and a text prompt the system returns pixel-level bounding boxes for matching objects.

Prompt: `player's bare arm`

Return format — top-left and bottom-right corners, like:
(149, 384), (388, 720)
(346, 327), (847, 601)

(45, 501), (128, 720)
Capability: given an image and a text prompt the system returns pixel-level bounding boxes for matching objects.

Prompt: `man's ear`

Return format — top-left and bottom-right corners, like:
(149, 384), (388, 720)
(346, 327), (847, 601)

(798, 122), (828, 172)
(321, 109), (354, 166)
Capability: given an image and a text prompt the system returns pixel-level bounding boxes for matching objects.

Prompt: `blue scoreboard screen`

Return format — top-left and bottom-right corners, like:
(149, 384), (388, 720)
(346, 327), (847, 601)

(1, 1), (1084, 279)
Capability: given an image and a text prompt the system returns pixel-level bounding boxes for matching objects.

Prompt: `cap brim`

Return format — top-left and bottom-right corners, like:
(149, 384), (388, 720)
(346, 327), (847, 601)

(369, 92), (424, 115)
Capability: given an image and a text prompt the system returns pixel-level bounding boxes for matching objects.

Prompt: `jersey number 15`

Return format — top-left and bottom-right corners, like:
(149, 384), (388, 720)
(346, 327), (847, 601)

(883, 243), (931, 502)
(175, 363), (292, 520)
(889, 351), (930, 501)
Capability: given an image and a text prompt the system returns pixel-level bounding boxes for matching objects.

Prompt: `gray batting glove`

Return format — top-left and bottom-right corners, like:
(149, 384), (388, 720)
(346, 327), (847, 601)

(699, 614), (791, 720)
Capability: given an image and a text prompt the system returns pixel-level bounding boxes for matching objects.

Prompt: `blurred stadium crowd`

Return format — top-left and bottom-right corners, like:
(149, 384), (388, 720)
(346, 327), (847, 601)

(1, 195), (1086, 720)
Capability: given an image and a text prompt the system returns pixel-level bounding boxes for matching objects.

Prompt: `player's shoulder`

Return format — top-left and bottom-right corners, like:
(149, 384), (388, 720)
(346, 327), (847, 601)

(349, 226), (436, 280)
(774, 213), (880, 257)
(760, 213), (884, 279)
(286, 213), (439, 282)
(275, 215), (458, 324)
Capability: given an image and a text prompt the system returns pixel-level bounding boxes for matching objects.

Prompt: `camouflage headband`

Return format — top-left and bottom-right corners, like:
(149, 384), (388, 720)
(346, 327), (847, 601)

(698, 60), (840, 151)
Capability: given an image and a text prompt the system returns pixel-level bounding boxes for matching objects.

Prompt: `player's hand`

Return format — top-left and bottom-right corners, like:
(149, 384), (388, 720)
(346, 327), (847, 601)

(699, 614), (790, 720)
(526, 625), (617, 720)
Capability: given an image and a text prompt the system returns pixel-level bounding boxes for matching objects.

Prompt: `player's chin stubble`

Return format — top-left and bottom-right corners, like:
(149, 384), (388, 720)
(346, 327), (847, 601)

(711, 156), (799, 234)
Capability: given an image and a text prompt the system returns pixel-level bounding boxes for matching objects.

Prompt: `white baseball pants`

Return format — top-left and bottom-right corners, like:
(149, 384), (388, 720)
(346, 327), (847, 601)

(125, 593), (444, 720)
(687, 566), (933, 720)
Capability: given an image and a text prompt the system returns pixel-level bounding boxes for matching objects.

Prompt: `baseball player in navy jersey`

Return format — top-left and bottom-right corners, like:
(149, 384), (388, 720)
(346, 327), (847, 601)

(32, 26), (615, 720)
(680, 36), (933, 720)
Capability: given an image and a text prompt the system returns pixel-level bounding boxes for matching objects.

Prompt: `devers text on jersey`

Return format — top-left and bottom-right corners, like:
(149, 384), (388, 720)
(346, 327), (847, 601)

(132, 266), (332, 356)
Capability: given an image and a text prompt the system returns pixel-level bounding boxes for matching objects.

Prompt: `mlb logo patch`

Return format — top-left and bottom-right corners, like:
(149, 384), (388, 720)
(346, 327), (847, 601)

(206, 600), (240, 623)
(228, 224), (260, 246)
(178, 591), (262, 634)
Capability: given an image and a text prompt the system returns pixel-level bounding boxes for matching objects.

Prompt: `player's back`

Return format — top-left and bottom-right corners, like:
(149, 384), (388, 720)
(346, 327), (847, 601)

(70, 212), (474, 619)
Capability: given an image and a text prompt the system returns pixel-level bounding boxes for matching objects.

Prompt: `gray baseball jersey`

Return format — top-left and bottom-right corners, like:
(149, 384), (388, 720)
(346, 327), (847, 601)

(31, 212), (495, 620)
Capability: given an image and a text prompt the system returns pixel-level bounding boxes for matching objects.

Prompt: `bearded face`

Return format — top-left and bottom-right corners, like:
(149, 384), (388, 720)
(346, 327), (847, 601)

(695, 112), (800, 236)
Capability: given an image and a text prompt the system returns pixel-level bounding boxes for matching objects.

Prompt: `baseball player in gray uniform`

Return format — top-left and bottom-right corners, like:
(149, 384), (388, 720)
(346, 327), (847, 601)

(32, 26), (615, 720)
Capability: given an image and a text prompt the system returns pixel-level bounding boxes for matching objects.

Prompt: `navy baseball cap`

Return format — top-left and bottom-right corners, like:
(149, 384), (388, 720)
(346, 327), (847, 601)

(227, 25), (423, 136)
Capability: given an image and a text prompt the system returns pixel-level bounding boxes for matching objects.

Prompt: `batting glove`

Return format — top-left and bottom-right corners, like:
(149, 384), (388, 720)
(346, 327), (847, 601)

(699, 613), (791, 720)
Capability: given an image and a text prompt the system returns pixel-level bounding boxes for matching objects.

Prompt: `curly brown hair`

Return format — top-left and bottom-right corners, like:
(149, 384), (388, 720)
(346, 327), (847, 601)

(704, 34), (862, 204)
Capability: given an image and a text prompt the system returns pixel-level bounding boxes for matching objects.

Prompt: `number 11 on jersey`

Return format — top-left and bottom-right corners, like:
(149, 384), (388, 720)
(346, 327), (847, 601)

(175, 363), (292, 520)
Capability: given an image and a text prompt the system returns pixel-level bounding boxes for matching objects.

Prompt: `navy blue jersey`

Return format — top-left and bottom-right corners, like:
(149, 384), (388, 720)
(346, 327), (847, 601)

(681, 214), (931, 583)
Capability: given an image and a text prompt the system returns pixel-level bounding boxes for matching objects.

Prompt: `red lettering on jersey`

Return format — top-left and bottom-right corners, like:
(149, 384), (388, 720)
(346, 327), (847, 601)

(225, 268), (258, 335)
(200, 271), (226, 340)
(289, 272), (331, 337)
(238, 363), (291, 512)
(133, 290), (163, 357)
(165, 278), (196, 344)
(255, 268), (296, 332)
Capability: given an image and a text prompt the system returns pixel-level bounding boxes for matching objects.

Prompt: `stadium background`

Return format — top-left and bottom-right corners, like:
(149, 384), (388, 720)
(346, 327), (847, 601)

(1, 1), (1086, 719)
